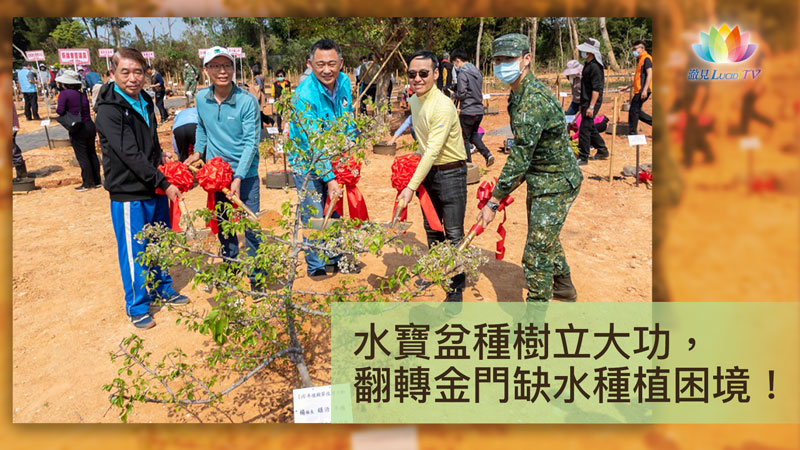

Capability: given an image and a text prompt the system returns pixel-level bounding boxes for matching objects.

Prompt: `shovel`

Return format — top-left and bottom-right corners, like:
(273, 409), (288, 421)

(307, 197), (338, 231)
(378, 197), (412, 232)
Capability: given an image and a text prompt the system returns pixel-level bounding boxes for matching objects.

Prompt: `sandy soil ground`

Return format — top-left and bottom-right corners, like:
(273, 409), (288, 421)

(12, 91), (652, 423)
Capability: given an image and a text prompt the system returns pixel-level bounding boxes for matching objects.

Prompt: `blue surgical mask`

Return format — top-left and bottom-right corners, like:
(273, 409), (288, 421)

(493, 60), (522, 84)
(278, 77), (284, 81)
(633, 50), (640, 58)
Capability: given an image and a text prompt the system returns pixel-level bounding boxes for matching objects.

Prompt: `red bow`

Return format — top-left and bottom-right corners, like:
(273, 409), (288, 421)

(324, 156), (369, 221)
(156, 161), (195, 232)
(196, 157), (235, 234)
(638, 169), (653, 183)
(475, 179), (514, 260)
(390, 154), (443, 232)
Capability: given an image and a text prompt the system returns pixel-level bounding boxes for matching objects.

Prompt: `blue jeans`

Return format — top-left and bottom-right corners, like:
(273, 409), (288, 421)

(111, 196), (176, 317)
(565, 101), (580, 116)
(214, 176), (265, 285)
(293, 172), (341, 273)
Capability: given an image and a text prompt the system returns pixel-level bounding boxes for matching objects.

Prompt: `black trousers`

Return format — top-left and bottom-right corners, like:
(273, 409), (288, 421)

(173, 123), (197, 162)
(421, 163), (468, 295)
(578, 106), (608, 159)
(360, 85), (376, 113)
(12, 131), (24, 167)
(154, 90), (168, 122)
(69, 121), (101, 188)
(23, 92), (40, 120)
(628, 92), (653, 134)
(459, 114), (492, 162)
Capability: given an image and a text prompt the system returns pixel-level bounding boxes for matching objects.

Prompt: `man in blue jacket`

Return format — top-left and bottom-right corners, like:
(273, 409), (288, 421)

(184, 46), (265, 288)
(95, 48), (188, 330)
(289, 38), (359, 277)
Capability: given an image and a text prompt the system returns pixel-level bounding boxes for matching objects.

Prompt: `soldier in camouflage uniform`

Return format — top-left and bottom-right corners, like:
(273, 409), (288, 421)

(478, 34), (583, 302)
(183, 62), (199, 107)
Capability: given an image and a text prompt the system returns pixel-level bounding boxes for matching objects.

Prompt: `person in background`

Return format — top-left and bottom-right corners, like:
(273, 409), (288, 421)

(183, 61), (199, 107)
(37, 64), (50, 97)
(18, 63), (41, 121)
(271, 68), (292, 131)
(620, 40), (653, 134)
(358, 54), (377, 114)
(12, 101), (27, 181)
(95, 48), (188, 329)
(55, 69), (101, 192)
(48, 66), (57, 98)
(171, 107), (198, 162)
(561, 60), (583, 116)
(451, 50), (495, 167)
(147, 66), (168, 124)
(575, 38), (609, 165)
(437, 52), (455, 97)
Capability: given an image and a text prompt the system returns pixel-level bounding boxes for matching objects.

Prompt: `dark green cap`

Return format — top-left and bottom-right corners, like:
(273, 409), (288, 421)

(492, 33), (530, 58)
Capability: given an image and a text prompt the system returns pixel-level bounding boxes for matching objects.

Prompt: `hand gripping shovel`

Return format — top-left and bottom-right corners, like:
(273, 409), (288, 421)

(188, 160), (259, 221)
(380, 197), (412, 232)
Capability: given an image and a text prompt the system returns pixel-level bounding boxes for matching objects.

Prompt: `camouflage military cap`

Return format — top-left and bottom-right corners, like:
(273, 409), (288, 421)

(492, 33), (530, 58)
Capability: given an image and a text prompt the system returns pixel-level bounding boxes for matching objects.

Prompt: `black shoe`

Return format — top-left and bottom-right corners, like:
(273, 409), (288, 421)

(308, 268), (328, 277)
(577, 158), (589, 166)
(485, 155), (495, 167)
(552, 273), (578, 302)
(444, 289), (463, 303)
(590, 153), (609, 161)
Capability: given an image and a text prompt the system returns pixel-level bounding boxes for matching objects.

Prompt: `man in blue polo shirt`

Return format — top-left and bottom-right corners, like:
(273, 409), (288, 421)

(289, 38), (359, 277)
(184, 46), (264, 288)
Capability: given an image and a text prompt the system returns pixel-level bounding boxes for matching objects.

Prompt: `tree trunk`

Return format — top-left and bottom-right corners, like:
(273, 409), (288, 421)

(555, 18), (564, 66)
(528, 18), (538, 74)
(259, 19), (268, 73)
(568, 18), (579, 60)
(475, 18), (484, 67)
(81, 18), (94, 39)
(599, 17), (621, 72)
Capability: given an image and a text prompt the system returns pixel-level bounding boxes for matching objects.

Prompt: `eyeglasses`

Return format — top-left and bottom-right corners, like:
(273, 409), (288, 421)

(407, 69), (431, 79)
(207, 64), (233, 71)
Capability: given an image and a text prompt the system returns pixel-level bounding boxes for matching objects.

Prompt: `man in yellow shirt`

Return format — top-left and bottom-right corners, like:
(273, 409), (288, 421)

(397, 50), (468, 302)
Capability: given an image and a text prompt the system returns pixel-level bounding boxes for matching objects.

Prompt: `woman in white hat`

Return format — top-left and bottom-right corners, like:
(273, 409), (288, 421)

(561, 59), (583, 116)
(55, 69), (101, 191)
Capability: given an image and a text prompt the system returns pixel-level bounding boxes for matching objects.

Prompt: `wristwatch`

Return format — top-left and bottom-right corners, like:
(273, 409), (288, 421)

(487, 200), (500, 212)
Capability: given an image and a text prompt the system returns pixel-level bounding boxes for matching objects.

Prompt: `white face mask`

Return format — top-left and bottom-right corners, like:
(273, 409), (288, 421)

(580, 51), (588, 59)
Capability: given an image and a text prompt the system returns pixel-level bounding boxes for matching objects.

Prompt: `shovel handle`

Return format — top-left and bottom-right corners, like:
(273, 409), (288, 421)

(321, 199), (337, 229)
(178, 199), (189, 216)
(391, 197), (407, 225)
(222, 187), (258, 220)
(457, 222), (485, 251)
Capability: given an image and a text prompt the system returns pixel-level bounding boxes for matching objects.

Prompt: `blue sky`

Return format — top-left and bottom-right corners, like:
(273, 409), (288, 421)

(123, 17), (189, 41)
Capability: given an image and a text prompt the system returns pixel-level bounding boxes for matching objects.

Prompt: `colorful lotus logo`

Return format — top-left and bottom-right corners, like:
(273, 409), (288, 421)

(693, 24), (757, 63)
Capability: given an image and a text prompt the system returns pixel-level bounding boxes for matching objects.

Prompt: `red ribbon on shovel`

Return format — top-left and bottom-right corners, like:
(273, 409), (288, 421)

(462, 179), (514, 260)
(325, 156), (369, 221)
(155, 161), (195, 232)
(390, 154), (443, 232)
